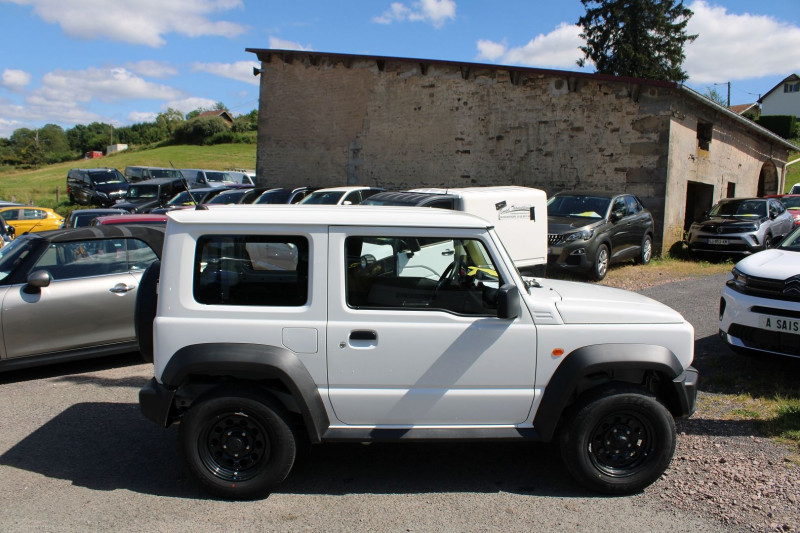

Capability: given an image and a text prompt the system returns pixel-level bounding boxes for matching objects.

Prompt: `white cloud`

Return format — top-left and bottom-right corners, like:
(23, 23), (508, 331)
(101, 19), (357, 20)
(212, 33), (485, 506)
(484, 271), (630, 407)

(192, 60), (261, 85)
(36, 67), (185, 104)
(0, 116), (25, 138)
(684, 1), (800, 84)
(5, 0), (247, 47)
(125, 60), (179, 79)
(475, 22), (585, 69)
(0, 66), (187, 135)
(165, 96), (218, 114)
(1, 69), (32, 92)
(373, 0), (455, 28)
(268, 36), (313, 51)
(128, 111), (159, 123)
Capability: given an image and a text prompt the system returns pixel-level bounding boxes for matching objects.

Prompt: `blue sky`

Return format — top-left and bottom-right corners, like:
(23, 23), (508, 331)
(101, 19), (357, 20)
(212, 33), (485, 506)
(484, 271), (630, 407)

(1, 0), (799, 139)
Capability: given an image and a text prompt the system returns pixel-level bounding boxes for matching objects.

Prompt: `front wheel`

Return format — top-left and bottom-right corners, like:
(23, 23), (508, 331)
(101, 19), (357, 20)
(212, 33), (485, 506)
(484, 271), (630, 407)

(636, 235), (652, 265)
(591, 244), (609, 281)
(559, 386), (676, 494)
(763, 232), (774, 250)
(180, 388), (297, 500)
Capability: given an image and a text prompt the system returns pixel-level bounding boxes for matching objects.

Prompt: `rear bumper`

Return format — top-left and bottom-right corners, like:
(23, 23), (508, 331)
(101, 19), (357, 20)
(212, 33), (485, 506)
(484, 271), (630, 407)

(139, 377), (177, 428)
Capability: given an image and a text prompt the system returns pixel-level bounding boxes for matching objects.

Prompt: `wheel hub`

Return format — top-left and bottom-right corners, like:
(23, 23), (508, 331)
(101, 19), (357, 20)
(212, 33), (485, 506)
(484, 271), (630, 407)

(200, 411), (270, 482)
(588, 412), (653, 477)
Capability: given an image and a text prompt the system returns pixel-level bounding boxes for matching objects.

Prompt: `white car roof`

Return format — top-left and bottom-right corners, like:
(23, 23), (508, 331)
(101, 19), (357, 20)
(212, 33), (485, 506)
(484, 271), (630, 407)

(311, 186), (379, 192)
(167, 204), (493, 229)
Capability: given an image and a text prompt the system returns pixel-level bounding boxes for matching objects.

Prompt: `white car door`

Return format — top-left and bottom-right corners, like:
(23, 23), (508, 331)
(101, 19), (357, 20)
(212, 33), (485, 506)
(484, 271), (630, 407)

(326, 226), (537, 426)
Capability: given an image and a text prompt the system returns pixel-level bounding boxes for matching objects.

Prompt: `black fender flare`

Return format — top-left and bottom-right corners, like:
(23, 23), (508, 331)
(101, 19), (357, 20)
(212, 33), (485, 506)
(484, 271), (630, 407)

(161, 342), (329, 443)
(533, 343), (686, 441)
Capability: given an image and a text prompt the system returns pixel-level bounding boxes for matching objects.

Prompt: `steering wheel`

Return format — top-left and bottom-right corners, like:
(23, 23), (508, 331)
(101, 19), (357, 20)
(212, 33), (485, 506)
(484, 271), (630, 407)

(433, 259), (459, 298)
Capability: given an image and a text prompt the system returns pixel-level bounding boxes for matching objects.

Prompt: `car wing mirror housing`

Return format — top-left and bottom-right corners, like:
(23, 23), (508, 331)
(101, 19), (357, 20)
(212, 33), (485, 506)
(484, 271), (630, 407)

(497, 283), (519, 320)
(24, 270), (52, 293)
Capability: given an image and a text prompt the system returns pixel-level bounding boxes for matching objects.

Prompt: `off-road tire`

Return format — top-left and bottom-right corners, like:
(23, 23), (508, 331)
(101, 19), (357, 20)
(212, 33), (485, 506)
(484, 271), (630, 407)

(559, 385), (676, 494)
(134, 260), (160, 363)
(180, 387), (297, 500)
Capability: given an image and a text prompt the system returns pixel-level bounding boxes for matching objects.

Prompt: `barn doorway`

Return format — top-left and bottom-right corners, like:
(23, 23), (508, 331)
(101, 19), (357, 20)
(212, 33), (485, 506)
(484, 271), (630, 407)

(684, 181), (714, 233)
(757, 160), (778, 196)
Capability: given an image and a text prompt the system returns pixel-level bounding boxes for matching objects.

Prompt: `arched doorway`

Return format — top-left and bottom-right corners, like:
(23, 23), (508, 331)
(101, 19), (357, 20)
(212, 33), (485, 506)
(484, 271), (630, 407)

(757, 160), (778, 196)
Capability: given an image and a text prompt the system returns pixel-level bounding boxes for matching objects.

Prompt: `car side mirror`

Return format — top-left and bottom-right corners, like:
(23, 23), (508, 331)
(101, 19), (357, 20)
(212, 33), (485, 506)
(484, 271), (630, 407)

(610, 209), (624, 222)
(7, 225), (14, 236)
(496, 283), (519, 320)
(24, 270), (51, 293)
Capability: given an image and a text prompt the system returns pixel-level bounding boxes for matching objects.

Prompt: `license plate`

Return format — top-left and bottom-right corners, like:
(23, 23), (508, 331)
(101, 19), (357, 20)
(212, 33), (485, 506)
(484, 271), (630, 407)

(760, 315), (800, 333)
(708, 238), (729, 245)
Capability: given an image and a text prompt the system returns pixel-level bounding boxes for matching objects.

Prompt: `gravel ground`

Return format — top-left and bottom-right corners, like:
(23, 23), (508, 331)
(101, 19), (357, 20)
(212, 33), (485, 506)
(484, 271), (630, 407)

(602, 270), (800, 533)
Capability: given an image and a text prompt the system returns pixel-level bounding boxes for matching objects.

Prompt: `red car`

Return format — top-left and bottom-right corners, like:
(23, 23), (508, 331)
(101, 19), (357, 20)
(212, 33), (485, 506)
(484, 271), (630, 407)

(765, 194), (800, 227)
(90, 214), (168, 226)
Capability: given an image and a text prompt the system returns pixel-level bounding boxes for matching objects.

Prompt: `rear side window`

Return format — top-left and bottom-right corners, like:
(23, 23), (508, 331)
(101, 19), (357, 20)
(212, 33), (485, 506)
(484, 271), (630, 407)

(194, 235), (309, 306)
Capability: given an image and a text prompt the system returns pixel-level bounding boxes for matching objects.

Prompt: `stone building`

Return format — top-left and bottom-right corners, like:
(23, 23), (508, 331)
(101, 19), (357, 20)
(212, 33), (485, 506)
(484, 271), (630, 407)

(247, 49), (798, 253)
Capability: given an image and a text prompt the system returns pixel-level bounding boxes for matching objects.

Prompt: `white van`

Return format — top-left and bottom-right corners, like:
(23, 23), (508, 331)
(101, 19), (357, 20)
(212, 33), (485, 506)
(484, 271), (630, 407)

(364, 186), (548, 273)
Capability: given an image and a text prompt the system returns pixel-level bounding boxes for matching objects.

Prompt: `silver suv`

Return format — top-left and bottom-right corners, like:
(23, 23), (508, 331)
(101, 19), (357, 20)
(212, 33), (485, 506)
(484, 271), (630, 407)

(686, 197), (794, 256)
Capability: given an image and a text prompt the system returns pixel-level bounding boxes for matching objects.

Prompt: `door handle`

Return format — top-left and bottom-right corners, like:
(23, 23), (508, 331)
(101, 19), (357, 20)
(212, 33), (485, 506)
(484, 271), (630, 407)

(109, 283), (136, 294)
(349, 330), (377, 341)
(442, 249), (455, 256)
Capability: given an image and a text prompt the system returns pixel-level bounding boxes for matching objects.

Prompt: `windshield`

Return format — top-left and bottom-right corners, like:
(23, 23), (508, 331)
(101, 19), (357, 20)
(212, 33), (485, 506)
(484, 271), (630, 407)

(206, 171), (235, 183)
(300, 191), (345, 205)
(709, 200), (766, 218)
(547, 194), (610, 218)
(127, 185), (159, 199)
(779, 226), (800, 251)
(89, 170), (126, 185)
(0, 236), (37, 282)
(150, 169), (182, 179)
(778, 197), (800, 209)
(167, 190), (203, 206)
(255, 189), (291, 204)
(208, 191), (245, 204)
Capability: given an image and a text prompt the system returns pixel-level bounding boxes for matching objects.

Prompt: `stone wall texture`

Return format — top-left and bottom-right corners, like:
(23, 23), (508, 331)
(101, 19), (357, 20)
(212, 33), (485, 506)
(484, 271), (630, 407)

(254, 52), (791, 253)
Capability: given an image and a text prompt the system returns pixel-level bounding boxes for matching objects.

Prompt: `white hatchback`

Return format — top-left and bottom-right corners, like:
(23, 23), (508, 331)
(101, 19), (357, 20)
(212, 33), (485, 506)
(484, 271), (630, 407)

(720, 226), (800, 359)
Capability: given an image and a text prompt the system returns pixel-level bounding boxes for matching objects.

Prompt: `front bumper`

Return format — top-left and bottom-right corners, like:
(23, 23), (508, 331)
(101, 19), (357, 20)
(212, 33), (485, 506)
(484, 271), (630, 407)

(719, 286), (800, 359)
(547, 243), (595, 272)
(139, 377), (177, 428)
(686, 229), (763, 255)
(672, 366), (699, 417)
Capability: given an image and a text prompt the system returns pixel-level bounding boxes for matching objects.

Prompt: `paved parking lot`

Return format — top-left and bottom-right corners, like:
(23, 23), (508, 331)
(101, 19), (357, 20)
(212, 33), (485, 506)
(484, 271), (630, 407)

(0, 275), (738, 532)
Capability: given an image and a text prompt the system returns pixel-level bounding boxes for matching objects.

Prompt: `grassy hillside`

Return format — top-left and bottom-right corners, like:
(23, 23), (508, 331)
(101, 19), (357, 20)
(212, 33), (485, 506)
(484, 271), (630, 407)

(0, 144), (256, 208)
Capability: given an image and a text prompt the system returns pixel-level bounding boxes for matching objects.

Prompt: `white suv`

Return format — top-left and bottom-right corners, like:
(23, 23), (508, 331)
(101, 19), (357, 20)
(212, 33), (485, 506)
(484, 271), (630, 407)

(138, 205), (697, 499)
(720, 225), (800, 358)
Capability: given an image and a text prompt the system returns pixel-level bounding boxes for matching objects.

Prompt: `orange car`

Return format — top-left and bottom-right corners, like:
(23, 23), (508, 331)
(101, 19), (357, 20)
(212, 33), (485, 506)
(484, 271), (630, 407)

(0, 206), (65, 234)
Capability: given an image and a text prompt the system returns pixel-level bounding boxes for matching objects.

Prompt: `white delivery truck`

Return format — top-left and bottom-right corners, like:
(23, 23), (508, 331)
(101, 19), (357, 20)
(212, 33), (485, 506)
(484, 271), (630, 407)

(364, 186), (547, 273)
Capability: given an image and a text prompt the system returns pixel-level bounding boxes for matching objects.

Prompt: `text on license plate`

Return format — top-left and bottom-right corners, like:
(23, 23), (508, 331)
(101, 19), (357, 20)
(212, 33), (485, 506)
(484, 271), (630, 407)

(760, 315), (800, 333)
(708, 238), (729, 245)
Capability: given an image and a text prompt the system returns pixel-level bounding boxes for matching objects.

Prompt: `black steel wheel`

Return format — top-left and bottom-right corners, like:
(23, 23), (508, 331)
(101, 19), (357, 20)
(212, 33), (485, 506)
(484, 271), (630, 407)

(559, 386), (676, 494)
(180, 388), (296, 500)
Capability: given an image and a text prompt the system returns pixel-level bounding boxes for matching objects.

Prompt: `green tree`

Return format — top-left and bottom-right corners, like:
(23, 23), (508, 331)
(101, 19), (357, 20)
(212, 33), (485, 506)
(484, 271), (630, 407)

(704, 87), (727, 107)
(156, 108), (185, 136)
(577, 0), (697, 82)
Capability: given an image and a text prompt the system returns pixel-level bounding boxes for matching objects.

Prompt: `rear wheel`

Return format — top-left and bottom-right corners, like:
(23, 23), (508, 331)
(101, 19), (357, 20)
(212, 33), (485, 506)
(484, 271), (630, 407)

(180, 388), (296, 500)
(559, 386), (676, 494)
(592, 244), (609, 281)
